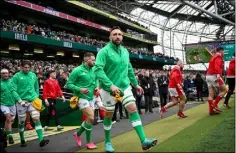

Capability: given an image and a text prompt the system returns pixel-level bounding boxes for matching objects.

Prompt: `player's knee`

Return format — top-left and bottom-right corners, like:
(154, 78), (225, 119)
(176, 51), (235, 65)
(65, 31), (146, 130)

(87, 115), (94, 124)
(125, 102), (136, 113)
(32, 117), (40, 122)
(172, 97), (179, 104)
(179, 95), (186, 102)
(123, 96), (136, 112)
(10, 116), (15, 123)
(105, 111), (114, 119)
(31, 111), (40, 122)
(104, 104), (115, 119)
(5, 115), (11, 123)
(96, 101), (104, 109)
(18, 114), (26, 124)
(219, 88), (227, 96)
(173, 98), (179, 104)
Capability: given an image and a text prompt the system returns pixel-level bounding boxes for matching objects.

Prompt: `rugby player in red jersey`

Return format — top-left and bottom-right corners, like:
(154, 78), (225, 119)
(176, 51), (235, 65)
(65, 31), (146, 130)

(159, 60), (187, 118)
(206, 47), (227, 115)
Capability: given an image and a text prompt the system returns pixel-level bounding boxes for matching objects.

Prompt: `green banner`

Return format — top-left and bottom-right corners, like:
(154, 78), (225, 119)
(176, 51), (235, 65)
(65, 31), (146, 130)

(1, 31), (175, 64)
(185, 41), (235, 64)
(221, 43), (235, 61)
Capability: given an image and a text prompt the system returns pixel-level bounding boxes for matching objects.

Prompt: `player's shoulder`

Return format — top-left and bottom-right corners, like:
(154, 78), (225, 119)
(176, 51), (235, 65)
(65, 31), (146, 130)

(98, 46), (111, 58)
(230, 57), (235, 63)
(13, 71), (21, 78)
(213, 53), (223, 59)
(45, 78), (51, 82)
(29, 71), (36, 75)
(54, 79), (59, 84)
(14, 71), (21, 75)
(99, 42), (111, 53)
(73, 65), (83, 72)
(120, 45), (129, 53)
(97, 48), (107, 56)
(172, 65), (180, 70)
(28, 71), (37, 78)
(172, 66), (181, 74)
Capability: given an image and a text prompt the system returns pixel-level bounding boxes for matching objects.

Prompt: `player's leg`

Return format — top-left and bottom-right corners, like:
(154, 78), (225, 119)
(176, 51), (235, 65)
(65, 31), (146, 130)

(159, 88), (179, 118)
(208, 87), (220, 115)
(0, 105), (15, 144)
(74, 99), (96, 149)
(8, 105), (16, 144)
(16, 103), (27, 147)
(174, 87), (188, 118)
(25, 112), (33, 130)
(50, 99), (63, 131)
(29, 104), (49, 147)
(100, 89), (116, 152)
(212, 77), (227, 112)
(224, 78), (235, 108)
(94, 97), (104, 123)
(44, 100), (52, 131)
(206, 75), (221, 115)
(177, 95), (188, 118)
(122, 87), (157, 151)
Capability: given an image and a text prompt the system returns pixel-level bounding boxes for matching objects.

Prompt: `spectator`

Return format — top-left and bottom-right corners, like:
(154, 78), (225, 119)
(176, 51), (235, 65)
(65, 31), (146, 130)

(0, 18), (178, 61)
(195, 73), (204, 102)
(140, 70), (155, 114)
(157, 71), (169, 108)
(58, 72), (68, 90)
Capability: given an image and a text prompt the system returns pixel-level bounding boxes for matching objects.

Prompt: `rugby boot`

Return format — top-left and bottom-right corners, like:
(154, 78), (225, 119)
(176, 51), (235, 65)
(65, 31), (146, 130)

(177, 111), (188, 118)
(142, 138), (158, 151)
(74, 132), (82, 147)
(105, 142), (114, 152)
(86, 142), (97, 149)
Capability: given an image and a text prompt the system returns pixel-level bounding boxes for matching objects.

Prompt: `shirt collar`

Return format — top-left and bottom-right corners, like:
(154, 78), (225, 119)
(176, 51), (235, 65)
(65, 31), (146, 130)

(82, 62), (90, 70)
(109, 41), (122, 52)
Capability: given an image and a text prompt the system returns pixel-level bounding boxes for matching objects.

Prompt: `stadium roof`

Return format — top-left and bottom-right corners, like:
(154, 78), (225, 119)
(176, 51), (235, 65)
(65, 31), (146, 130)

(13, 0), (235, 70)
(108, 0), (235, 70)
(132, 0), (235, 25)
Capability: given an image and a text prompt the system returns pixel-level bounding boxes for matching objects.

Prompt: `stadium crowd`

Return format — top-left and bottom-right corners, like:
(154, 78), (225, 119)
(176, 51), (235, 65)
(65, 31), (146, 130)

(1, 18), (177, 61)
(1, 0), (235, 152)
(0, 58), (207, 129)
(0, 59), (206, 101)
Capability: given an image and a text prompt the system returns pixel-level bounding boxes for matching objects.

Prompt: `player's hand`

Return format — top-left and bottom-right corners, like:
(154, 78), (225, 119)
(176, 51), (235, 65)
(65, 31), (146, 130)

(135, 85), (143, 95)
(62, 96), (66, 102)
(45, 99), (50, 106)
(80, 88), (89, 94)
(94, 88), (100, 97)
(110, 85), (120, 96)
(19, 100), (29, 107)
(216, 74), (220, 81)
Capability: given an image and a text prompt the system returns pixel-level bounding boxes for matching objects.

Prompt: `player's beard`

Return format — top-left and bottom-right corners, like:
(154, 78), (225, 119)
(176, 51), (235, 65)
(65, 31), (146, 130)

(88, 63), (94, 68)
(23, 70), (29, 74)
(112, 39), (122, 46)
